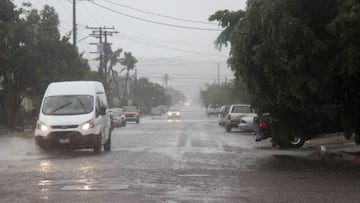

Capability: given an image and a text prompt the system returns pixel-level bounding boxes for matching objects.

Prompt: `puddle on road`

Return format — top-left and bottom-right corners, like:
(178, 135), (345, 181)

(60, 184), (129, 191)
(0, 136), (40, 160)
(177, 174), (212, 177)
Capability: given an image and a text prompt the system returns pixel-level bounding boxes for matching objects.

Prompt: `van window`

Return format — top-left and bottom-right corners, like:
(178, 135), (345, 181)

(42, 95), (93, 115)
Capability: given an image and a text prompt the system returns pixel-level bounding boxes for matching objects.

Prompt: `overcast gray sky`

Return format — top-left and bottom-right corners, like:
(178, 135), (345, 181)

(13, 0), (247, 100)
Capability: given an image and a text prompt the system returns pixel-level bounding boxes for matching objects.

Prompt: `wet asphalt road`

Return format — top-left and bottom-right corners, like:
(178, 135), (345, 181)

(0, 105), (360, 203)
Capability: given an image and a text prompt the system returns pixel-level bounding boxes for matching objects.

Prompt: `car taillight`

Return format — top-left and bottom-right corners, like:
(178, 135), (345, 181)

(259, 121), (269, 129)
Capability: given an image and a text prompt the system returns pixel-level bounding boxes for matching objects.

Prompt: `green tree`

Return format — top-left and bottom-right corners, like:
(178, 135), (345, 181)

(211, 0), (360, 146)
(0, 3), (91, 128)
(200, 79), (251, 107)
(133, 77), (170, 113)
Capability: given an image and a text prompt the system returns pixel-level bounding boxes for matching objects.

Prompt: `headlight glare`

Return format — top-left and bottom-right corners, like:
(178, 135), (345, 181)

(81, 120), (95, 130)
(40, 124), (48, 131)
(37, 122), (49, 132)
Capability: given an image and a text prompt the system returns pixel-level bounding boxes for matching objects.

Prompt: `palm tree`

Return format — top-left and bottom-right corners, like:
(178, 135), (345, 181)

(119, 52), (138, 104)
(107, 48), (123, 105)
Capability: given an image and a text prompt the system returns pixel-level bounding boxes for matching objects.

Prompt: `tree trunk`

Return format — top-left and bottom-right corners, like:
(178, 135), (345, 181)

(110, 66), (122, 106)
(3, 86), (23, 129)
(123, 69), (129, 105)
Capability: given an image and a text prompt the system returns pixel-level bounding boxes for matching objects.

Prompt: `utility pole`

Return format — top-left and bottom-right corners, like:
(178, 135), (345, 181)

(73, 0), (76, 46)
(71, 0), (92, 47)
(88, 26), (120, 105)
(163, 74), (169, 89)
(87, 26), (117, 74)
(217, 62), (220, 85)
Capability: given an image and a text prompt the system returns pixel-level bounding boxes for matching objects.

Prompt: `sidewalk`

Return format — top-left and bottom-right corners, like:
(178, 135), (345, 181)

(304, 133), (360, 164)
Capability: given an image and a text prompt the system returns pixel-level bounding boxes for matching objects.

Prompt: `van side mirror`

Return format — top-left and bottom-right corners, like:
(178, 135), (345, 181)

(99, 106), (106, 115)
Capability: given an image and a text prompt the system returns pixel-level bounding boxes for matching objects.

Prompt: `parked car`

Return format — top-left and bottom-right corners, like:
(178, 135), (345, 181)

(34, 81), (112, 153)
(238, 114), (257, 131)
(167, 108), (181, 120)
(206, 104), (220, 116)
(225, 104), (254, 132)
(218, 105), (230, 126)
(108, 108), (126, 128)
(123, 106), (140, 123)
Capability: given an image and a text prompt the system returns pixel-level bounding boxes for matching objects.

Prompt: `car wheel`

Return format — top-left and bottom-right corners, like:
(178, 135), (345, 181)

(37, 144), (51, 151)
(104, 133), (111, 152)
(226, 125), (231, 132)
(93, 142), (102, 154)
(288, 134), (306, 148)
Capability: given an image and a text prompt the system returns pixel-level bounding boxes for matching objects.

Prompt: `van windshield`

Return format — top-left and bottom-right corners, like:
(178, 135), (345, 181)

(42, 95), (94, 115)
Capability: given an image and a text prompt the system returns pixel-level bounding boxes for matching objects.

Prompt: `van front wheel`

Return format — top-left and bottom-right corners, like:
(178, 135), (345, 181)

(93, 142), (102, 154)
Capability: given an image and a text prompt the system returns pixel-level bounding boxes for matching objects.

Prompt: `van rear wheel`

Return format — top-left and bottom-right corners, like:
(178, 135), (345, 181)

(104, 134), (111, 151)
(226, 125), (231, 132)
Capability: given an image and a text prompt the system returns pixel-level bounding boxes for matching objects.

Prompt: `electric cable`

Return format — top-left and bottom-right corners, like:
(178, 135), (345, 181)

(88, 1), (223, 31)
(100, 0), (216, 25)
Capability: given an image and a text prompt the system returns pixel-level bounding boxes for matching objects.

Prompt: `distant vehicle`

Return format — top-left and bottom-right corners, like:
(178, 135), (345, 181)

(34, 81), (112, 153)
(225, 104), (254, 132)
(238, 115), (257, 131)
(123, 106), (140, 123)
(206, 104), (220, 116)
(108, 108), (126, 128)
(218, 105), (230, 126)
(150, 105), (166, 116)
(167, 108), (181, 120)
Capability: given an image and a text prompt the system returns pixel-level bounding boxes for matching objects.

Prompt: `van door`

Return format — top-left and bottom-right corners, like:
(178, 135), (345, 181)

(95, 94), (111, 144)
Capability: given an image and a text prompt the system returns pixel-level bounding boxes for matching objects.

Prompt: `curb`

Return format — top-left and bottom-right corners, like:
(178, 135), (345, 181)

(337, 151), (360, 165)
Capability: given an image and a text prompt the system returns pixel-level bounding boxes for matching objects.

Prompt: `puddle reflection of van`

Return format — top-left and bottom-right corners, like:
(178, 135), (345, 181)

(34, 81), (112, 153)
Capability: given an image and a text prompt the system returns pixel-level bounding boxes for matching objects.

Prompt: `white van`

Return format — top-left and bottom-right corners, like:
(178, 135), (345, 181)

(34, 81), (112, 153)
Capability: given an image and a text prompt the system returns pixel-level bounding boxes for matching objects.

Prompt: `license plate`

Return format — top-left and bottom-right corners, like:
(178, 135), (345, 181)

(59, 139), (70, 144)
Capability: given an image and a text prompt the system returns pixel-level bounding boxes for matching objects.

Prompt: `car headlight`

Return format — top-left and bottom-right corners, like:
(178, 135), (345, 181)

(81, 120), (95, 130)
(37, 122), (49, 132)
(167, 112), (171, 116)
(176, 112), (180, 116)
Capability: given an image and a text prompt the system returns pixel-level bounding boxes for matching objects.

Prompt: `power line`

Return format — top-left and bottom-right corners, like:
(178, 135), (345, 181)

(77, 35), (91, 43)
(137, 70), (233, 77)
(88, 1), (223, 31)
(100, 0), (216, 25)
(118, 33), (215, 48)
(115, 35), (227, 57)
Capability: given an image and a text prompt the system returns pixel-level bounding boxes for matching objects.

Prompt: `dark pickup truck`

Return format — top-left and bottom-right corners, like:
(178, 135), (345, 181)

(254, 113), (342, 148)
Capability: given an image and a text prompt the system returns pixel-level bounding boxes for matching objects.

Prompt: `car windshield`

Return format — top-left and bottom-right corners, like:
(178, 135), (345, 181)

(232, 106), (251, 113)
(123, 106), (137, 112)
(42, 95), (93, 115)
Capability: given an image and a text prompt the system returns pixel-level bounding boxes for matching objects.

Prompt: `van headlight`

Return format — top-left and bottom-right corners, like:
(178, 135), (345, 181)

(81, 120), (95, 130)
(37, 122), (49, 132)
